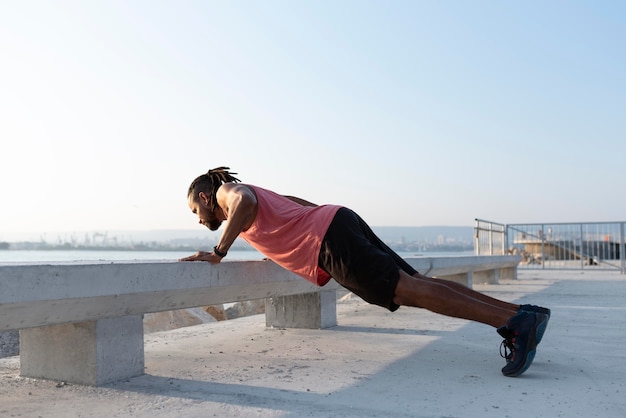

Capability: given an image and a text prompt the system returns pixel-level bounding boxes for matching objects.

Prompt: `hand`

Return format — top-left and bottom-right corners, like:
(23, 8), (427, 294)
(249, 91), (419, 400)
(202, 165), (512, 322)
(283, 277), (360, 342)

(179, 251), (223, 264)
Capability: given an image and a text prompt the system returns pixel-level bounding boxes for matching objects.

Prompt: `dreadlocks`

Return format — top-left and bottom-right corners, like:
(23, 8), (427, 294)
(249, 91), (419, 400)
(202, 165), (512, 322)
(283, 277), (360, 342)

(187, 167), (241, 211)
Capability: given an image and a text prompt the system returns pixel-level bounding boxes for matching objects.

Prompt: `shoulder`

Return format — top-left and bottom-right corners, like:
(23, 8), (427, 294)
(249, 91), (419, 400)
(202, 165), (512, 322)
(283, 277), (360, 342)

(216, 183), (258, 202)
(218, 183), (254, 194)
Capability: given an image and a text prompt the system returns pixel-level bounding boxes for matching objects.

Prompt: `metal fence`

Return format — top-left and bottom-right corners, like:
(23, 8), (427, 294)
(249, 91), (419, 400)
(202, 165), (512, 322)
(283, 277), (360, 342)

(474, 219), (626, 274)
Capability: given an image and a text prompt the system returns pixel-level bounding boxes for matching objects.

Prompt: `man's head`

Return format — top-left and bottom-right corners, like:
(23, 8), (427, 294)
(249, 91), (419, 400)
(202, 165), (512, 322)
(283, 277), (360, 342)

(187, 167), (241, 230)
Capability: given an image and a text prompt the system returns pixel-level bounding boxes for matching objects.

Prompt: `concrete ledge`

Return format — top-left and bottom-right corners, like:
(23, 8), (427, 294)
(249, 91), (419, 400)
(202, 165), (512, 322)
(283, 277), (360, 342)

(405, 255), (521, 286)
(0, 260), (330, 332)
(0, 255), (520, 385)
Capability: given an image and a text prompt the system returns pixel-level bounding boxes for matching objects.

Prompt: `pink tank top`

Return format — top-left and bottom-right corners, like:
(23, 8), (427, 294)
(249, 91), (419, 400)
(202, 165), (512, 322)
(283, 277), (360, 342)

(238, 185), (342, 286)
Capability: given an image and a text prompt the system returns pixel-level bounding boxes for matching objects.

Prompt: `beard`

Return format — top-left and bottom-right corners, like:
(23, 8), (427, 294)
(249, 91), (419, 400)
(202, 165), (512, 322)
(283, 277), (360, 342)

(204, 219), (222, 231)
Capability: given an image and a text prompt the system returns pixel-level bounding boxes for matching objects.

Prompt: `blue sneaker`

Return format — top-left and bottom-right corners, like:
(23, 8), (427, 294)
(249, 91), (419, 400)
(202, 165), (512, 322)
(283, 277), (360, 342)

(497, 304), (550, 351)
(499, 311), (548, 377)
(519, 304), (550, 345)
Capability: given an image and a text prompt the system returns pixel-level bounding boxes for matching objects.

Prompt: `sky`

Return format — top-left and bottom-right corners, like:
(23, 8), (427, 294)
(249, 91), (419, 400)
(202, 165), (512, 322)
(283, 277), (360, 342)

(1, 1), (625, 241)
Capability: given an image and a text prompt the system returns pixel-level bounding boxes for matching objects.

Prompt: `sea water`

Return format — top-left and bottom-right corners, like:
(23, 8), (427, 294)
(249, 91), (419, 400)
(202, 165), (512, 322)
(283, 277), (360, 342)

(0, 249), (266, 263)
(0, 249), (473, 264)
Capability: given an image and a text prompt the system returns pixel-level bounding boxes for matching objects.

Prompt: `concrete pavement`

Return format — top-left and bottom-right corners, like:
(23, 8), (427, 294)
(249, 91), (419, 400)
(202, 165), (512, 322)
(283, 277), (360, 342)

(1, 270), (625, 417)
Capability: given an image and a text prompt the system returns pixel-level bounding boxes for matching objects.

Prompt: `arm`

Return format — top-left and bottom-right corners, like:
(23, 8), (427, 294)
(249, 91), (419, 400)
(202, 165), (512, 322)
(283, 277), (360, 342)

(180, 184), (257, 264)
(214, 183), (258, 255)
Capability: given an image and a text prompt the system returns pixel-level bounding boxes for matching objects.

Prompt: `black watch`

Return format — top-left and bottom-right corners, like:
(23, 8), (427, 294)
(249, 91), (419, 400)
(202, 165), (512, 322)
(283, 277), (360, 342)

(213, 246), (227, 258)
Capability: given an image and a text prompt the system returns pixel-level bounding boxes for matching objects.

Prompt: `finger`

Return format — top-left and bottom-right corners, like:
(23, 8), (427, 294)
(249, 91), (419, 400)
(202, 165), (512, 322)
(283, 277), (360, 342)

(179, 255), (199, 261)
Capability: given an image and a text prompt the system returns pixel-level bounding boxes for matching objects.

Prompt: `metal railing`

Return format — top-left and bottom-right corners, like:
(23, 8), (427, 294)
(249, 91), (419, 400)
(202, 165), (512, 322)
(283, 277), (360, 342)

(474, 219), (507, 256)
(474, 219), (626, 274)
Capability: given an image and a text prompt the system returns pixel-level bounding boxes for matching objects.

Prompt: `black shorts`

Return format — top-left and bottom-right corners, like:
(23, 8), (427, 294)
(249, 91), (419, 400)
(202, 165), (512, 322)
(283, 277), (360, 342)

(318, 208), (418, 312)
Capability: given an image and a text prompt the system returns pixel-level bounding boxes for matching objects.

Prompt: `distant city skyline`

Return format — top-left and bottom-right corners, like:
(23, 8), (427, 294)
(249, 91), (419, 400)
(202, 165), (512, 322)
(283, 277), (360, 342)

(1, 225), (475, 246)
(2, 226), (475, 257)
(2, 2), (624, 235)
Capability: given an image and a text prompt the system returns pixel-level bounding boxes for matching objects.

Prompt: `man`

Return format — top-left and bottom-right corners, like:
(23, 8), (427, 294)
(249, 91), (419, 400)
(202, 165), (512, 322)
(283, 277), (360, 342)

(180, 167), (550, 377)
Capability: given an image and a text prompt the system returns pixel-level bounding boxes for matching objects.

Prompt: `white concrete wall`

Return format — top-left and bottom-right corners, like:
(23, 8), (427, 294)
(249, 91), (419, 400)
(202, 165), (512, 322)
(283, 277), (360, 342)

(0, 260), (324, 332)
(0, 255), (521, 385)
(0, 255), (520, 333)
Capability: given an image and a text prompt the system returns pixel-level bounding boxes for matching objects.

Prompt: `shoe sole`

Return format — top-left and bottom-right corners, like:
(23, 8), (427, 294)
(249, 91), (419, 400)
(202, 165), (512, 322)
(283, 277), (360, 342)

(503, 350), (536, 377)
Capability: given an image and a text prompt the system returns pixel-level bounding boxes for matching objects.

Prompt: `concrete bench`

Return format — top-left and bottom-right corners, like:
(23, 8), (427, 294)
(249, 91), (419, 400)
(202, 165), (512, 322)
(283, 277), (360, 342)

(0, 255), (520, 385)
(406, 254), (521, 287)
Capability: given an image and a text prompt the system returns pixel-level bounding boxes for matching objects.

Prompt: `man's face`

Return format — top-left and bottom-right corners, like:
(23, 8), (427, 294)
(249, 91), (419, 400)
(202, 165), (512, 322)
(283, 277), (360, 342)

(188, 193), (223, 231)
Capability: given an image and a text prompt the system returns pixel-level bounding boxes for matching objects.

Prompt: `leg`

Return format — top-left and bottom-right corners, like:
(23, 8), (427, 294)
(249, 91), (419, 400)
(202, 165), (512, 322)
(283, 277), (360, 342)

(393, 270), (518, 328)
(421, 273), (521, 312)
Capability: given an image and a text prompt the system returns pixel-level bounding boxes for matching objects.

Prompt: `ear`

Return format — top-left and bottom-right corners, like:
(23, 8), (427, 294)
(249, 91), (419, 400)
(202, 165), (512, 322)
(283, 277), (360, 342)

(198, 192), (210, 206)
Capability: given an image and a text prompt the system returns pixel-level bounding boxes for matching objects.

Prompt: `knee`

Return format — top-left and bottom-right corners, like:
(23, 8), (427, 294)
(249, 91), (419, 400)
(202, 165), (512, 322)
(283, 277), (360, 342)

(393, 271), (438, 307)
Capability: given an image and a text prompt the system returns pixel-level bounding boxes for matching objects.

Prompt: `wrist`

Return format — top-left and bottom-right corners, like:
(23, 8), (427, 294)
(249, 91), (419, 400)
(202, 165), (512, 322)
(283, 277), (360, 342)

(213, 245), (227, 258)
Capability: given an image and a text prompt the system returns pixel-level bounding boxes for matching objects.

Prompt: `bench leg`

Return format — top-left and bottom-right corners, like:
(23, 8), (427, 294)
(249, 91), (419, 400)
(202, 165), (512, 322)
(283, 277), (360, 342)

(499, 266), (518, 280)
(19, 315), (144, 386)
(265, 290), (337, 329)
(473, 269), (499, 285)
